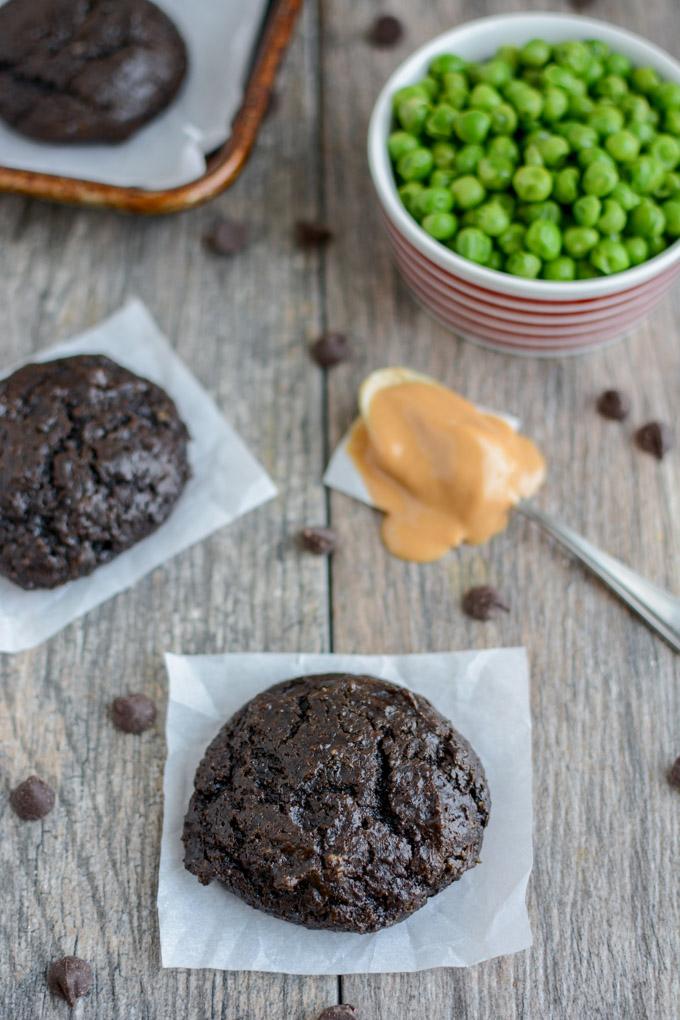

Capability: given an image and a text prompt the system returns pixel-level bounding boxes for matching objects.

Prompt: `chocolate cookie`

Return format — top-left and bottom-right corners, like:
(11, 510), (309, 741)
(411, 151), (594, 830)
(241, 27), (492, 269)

(0, 354), (190, 590)
(183, 673), (490, 933)
(0, 0), (187, 143)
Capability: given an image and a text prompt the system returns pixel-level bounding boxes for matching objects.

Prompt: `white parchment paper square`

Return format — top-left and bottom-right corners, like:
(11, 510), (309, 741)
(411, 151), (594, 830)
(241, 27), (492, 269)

(160, 649), (532, 974)
(0, 299), (276, 653)
(0, 0), (268, 189)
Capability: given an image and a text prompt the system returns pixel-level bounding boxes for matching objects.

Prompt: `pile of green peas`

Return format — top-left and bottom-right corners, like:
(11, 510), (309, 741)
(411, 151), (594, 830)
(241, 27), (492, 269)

(388, 38), (680, 280)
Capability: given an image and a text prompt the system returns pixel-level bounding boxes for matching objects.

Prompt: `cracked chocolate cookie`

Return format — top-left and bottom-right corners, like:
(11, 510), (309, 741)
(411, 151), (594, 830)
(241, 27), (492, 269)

(0, 354), (190, 589)
(0, 0), (188, 143)
(183, 673), (490, 933)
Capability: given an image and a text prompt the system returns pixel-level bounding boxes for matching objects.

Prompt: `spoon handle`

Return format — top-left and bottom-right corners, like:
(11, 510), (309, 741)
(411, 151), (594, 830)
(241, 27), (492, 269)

(519, 502), (680, 653)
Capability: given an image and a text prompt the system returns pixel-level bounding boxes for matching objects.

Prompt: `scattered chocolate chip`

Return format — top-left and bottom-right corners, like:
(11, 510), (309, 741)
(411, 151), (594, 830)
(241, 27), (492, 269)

(203, 216), (249, 257)
(310, 332), (352, 368)
(634, 421), (673, 460)
(366, 14), (404, 47)
(47, 956), (93, 1008)
(668, 756), (680, 790)
(596, 389), (630, 421)
(300, 526), (338, 555)
(110, 693), (157, 734)
(317, 1007), (359, 1020)
(9, 775), (55, 821)
(462, 585), (509, 622)
(294, 220), (334, 248)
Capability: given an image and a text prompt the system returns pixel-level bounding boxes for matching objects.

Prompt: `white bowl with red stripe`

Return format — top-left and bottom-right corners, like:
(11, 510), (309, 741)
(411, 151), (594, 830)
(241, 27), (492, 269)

(368, 13), (680, 356)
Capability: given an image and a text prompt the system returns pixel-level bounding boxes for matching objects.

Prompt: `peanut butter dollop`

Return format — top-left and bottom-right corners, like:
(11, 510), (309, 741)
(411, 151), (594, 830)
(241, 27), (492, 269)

(347, 369), (546, 563)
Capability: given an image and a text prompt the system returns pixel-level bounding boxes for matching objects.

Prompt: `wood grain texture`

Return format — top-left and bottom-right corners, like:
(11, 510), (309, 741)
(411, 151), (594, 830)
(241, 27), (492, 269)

(1, 0), (679, 1018)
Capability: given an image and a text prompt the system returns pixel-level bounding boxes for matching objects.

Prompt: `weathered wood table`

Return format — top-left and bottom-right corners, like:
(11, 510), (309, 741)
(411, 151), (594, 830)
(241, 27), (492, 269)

(2, 1), (679, 1017)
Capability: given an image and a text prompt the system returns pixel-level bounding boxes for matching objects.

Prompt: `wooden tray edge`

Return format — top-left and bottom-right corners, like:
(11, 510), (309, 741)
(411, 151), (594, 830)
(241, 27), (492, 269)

(0, 0), (304, 215)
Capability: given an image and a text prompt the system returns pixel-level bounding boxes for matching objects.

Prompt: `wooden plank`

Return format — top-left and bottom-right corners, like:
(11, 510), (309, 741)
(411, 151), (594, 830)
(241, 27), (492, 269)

(322, 1), (680, 1018)
(0, 2), (339, 1016)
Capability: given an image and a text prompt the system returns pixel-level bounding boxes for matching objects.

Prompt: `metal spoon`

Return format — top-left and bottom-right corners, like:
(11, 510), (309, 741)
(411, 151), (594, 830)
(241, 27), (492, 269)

(519, 501), (680, 653)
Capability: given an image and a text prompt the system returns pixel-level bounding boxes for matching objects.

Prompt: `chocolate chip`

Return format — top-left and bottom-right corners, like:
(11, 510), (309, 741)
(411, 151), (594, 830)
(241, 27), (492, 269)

(110, 693), (157, 734)
(462, 585), (509, 622)
(317, 1007), (359, 1020)
(668, 756), (680, 790)
(366, 14), (404, 47)
(300, 527), (338, 555)
(295, 220), (334, 248)
(310, 332), (352, 368)
(203, 216), (249, 257)
(9, 775), (55, 821)
(596, 389), (630, 421)
(635, 421), (673, 460)
(47, 956), (92, 1008)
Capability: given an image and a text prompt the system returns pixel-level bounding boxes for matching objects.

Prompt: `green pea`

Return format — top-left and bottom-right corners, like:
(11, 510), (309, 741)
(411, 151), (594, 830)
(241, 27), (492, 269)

(627, 155), (666, 194)
(490, 102), (518, 135)
(536, 135), (570, 167)
(506, 251), (542, 278)
(513, 165), (553, 201)
(397, 147), (434, 181)
(588, 105), (624, 137)
(388, 131), (419, 162)
(442, 71), (466, 93)
(498, 223), (526, 255)
(583, 59), (605, 87)
(505, 83), (543, 123)
(431, 141), (457, 169)
(648, 236), (668, 256)
(455, 143), (485, 174)
(624, 236), (649, 265)
(661, 200), (680, 237)
(574, 194), (602, 226)
(652, 82), (680, 110)
(422, 211), (458, 241)
(610, 181), (641, 211)
(520, 39), (552, 68)
(555, 40), (592, 77)
(658, 171), (680, 200)
(606, 52), (632, 78)
(590, 238), (630, 274)
(518, 200), (562, 225)
(543, 87), (569, 122)
(664, 109), (680, 136)
(628, 121), (656, 147)
(583, 160), (619, 197)
(649, 134), (680, 170)
(455, 227), (493, 264)
(487, 248), (503, 271)
(494, 192), (516, 217)
(568, 94), (595, 118)
(397, 96), (430, 134)
(488, 136), (520, 162)
(496, 45), (520, 71)
(524, 143), (544, 167)
(478, 155), (515, 191)
(392, 84), (430, 110)
(420, 76), (440, 101)
(470, 83), (503, 111)
(563, 123), (599, 152)
(476, 60), (513, 88)
(596, 74), (629, 101)
(631, 67), (660, 95)
(426, 104), (459, 140)
(430, 53), (467, 78)
(587, 40), (610, 62)
(564, 226), (600, 257)
(543, 255), (576, 281)
(554, 166), (580, 204)
(604, 130), (640, 163)
(598, 199), (627, 235)
(543, 64), (585, 96)
(442, 80), (468, 110)
(455, 109), (492, 144)
(578, 146), (616, 170)
(452, 175), (486, 209)
(398, 181), (425, 217)
(576, 258), (601, 279)
(430, 169), (455, 188)
(630, 198), (666, 237)
(416, 186), (455, 216)
(526, 219), (562, 260)
(621, 94), (652, 124)
(472, 201), (511, 237)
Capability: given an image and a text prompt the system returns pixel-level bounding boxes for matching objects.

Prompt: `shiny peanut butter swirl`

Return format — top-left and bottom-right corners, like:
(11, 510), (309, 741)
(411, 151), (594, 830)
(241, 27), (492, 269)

(347, 369), (546, 563)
